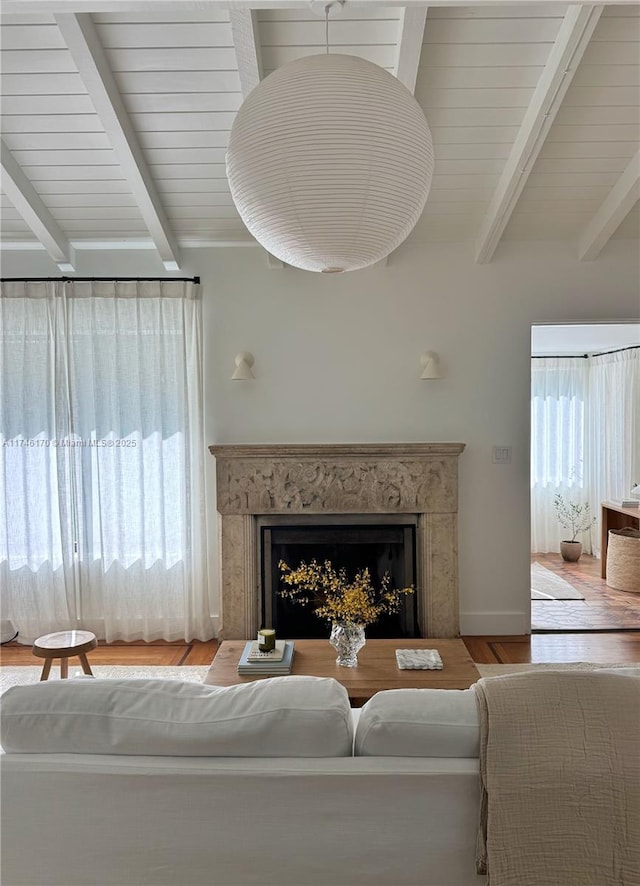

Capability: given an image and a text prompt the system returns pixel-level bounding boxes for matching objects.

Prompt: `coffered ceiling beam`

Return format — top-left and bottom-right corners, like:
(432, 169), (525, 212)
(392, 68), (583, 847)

(229, 8), (263, 99)
(474, 4), (603, 265)
(394, 6), (428, 94)
(578, 150), (640, 261)
(55, 13), (180, 270)
(1, 140), (75, 271)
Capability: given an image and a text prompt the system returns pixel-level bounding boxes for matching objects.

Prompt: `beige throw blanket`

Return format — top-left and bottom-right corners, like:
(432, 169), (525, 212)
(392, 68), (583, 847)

(474, 671), (640, 886)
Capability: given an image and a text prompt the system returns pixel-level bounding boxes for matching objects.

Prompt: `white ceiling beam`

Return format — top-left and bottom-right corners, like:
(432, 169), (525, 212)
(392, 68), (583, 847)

(474, 4), (603, 265)
(394, 6), (427, 94)
(387, 9), (427, 265)
(1, 140), (75, 270)
(229, 8), (263, 99)
(2, 0), (636, 11)
(55, 13), (180, 270)
(578, 150), (640, 261)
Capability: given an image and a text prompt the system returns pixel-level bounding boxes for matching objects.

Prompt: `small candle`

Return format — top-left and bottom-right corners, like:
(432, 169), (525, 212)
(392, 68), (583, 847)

(258, 628), (276, 652)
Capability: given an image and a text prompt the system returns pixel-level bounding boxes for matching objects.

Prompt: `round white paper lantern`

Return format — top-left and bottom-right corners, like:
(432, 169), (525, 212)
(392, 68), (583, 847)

(226, 53), (434, 273)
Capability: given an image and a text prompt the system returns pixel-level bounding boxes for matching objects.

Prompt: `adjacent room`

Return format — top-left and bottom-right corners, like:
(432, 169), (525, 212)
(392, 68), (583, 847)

(530, 322), (640, 631)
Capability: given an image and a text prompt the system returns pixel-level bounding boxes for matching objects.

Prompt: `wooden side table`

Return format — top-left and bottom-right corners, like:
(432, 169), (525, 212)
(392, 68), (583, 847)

(32, 630), (98, 681)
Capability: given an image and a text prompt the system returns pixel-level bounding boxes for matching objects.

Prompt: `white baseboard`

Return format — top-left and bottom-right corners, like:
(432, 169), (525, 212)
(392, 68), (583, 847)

(459, 611), (530, 636)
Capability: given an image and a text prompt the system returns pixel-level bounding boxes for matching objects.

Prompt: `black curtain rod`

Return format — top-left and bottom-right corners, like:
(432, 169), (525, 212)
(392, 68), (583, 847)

(1, 276), (200, 284)
(532, 345), (639, 359)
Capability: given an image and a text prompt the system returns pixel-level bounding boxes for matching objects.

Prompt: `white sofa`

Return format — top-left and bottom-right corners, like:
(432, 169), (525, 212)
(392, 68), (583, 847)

(0, 675), (483, 886)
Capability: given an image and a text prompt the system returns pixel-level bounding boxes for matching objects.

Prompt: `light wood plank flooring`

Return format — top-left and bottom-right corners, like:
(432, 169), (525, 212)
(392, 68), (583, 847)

(2, 634), (639, 667)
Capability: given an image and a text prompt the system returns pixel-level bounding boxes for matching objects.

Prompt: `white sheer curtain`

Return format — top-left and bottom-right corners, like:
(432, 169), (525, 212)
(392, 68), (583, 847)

(586, 347), (640, 557)
(0, 279), (212, 643)
(531, 347), (640, 556)
(531, 357), (590, 553)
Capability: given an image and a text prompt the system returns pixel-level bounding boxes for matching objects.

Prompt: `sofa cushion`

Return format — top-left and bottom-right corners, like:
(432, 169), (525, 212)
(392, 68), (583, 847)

(0, 675), (353, 757)
(355, 688), (479, 757)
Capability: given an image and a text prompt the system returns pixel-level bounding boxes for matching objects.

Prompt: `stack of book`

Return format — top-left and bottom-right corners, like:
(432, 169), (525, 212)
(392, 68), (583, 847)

(237, 639), (295, 675)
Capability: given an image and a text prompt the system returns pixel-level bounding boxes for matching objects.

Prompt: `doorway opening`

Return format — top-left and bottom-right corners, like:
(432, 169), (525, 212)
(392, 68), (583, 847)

(530, 322), (640, 632)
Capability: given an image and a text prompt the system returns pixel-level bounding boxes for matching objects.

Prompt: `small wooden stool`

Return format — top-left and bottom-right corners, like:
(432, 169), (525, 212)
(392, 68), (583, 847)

(32, 630), (98, 681)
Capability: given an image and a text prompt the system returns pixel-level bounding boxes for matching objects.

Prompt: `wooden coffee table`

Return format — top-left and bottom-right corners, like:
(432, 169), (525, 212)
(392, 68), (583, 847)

(204, 639), (480, 706)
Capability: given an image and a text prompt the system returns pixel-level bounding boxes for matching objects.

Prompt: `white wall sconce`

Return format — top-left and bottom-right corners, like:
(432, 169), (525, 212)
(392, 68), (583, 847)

(232, 352), (255, 380)
(420, 351), (443, 379)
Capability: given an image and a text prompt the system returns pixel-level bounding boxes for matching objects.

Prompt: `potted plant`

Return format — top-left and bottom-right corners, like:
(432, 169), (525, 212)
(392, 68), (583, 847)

(553, 493), (596, 562)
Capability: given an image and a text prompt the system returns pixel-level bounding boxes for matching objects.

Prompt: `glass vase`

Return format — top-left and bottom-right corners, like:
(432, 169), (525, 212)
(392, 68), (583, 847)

(329, 621), (366, 667)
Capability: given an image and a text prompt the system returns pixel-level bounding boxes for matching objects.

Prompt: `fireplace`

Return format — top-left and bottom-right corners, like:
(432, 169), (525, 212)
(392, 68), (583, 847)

(209, 443), (465, 639)
(259, 515), (418, 638)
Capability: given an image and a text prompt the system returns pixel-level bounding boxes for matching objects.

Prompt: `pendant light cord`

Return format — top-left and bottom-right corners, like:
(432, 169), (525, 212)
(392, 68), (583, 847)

(325, 4), (330, 54)
(323, 1), (344, 54)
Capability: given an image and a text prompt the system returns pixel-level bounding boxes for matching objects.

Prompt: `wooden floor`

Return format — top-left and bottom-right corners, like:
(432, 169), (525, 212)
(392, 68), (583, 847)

(2, 633), (640, 667)
(465, 633), (640, 664)
(531, 553), (640, 631)
(0, 639), (219, 667)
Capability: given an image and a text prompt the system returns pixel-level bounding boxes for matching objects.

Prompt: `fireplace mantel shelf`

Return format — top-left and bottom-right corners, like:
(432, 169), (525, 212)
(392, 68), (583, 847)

(210, 442), (465, 640)
(210, 443), (465, 459)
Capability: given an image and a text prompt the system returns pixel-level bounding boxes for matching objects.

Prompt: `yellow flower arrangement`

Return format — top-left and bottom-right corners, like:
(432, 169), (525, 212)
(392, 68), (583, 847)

(278, 559), (414, 627)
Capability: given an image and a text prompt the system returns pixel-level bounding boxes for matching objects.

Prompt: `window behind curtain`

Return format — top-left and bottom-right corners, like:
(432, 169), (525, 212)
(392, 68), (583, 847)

(0, 279), (211, 644)
(530, 358), (589, 553)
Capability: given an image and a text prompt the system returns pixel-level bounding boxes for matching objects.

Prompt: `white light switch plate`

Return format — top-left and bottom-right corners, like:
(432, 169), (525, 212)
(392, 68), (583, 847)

(492, 446), (512, 464)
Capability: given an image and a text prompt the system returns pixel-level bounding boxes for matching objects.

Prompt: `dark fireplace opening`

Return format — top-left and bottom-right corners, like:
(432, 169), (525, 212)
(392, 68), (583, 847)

(260, 518), (419, 639)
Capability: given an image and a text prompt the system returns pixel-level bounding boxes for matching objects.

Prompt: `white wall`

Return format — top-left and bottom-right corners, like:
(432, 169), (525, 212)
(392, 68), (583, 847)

(3, 237), (639, 634)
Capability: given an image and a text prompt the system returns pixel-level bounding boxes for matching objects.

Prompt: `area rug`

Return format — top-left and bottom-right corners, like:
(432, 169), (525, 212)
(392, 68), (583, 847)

(0, 665), (210, 696)
(531, 561), (585, 600)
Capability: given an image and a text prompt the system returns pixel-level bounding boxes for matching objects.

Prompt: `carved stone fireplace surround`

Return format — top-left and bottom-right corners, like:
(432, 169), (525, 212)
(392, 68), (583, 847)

(209, 443), (465, 639)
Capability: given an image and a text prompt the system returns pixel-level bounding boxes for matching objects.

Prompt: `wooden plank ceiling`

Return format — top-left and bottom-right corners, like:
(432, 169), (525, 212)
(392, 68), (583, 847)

(1, 1), (638, 271)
